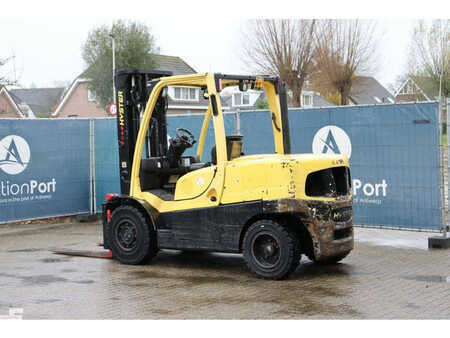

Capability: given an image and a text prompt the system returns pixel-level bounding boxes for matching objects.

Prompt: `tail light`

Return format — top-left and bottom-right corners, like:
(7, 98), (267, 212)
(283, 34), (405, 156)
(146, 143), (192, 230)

(105, 193), (118, 222)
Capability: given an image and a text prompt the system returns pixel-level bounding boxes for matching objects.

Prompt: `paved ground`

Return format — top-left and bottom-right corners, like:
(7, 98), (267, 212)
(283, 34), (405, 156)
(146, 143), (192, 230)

(0, 222), (449, 319)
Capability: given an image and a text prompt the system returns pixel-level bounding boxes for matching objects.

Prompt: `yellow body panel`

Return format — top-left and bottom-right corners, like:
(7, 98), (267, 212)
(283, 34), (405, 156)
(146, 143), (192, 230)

(221, 154), (350, 204)
(174, 166), (216, 201)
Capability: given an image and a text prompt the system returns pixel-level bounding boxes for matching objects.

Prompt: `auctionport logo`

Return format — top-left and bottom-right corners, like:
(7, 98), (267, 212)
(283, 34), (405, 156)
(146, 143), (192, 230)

(0, 135), (30, 175)
(0, 135), (56, 202)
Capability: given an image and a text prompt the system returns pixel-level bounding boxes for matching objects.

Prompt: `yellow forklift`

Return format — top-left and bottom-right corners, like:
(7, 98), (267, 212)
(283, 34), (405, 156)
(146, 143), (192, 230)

(102, 70), (353, 279)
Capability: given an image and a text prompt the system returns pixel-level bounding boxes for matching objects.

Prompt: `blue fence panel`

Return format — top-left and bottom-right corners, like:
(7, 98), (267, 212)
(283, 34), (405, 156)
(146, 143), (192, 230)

(93, 114), (237, 211)
(0, 119), (90, 223)
(239, 110), (274, 155)
(94, 118), (120, 212)
(239, 102), (441, 230)
(3, 103), (439, 231)
(328, 103), (440, 229)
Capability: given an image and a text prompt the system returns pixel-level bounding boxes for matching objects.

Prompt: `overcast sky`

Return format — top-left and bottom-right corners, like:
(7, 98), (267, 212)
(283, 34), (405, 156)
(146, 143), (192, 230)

(0, 1), (443, 92)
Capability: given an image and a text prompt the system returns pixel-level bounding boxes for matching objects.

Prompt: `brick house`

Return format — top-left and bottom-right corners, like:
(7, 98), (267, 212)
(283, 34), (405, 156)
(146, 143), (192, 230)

(52, 78), (106, 118)
(395, 76), (447, 117)
(0, 86), (68, 118)
(53, 54), (211, 118)
(395, 76), (445, 103)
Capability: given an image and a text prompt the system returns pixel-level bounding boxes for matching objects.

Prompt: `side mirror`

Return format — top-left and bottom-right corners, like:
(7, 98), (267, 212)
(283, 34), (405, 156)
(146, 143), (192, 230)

(239, 80), (249, 92)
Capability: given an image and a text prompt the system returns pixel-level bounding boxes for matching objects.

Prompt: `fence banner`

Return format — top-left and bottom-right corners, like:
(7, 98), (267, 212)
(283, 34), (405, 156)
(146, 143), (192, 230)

(93, 118), (120, 213)
(239, 102), (441, 230)
(1, 103), (441, 230)
(0, 119), (91, 223)
(93, 114), (237, 212)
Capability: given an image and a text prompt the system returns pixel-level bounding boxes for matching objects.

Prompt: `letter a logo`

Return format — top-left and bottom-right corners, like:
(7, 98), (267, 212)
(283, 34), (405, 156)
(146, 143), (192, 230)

(312, 126), (352, 158)
(321, 130), (341, 154)
(0, 135), (31, 175)
(4, 138), (24, 165)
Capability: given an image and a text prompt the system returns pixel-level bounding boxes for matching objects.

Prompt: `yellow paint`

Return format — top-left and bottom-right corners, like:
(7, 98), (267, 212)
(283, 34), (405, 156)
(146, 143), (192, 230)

(129, 73), (351, 214)
(222, 154), (350, 204)
(174, 166), (216, 200)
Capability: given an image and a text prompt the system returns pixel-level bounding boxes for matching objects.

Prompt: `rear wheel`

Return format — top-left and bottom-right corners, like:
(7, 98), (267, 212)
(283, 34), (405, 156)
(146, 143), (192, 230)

(107, 205), (158, 265)
(243, 219), (301, 280)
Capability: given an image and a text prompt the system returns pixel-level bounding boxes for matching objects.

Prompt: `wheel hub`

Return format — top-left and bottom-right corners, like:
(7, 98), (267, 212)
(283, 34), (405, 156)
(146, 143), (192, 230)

(263, 243), (276, 258)
(252, 233), (281, 268)
(116, 220), (137, 251)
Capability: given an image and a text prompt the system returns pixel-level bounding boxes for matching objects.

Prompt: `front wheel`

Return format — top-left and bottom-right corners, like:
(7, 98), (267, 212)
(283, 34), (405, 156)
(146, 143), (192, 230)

(106, 205), (158, 265)
(242, 219), (301, 280)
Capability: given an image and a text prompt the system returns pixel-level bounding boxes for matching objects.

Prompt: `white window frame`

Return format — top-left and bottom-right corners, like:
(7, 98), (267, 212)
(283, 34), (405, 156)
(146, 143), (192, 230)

(87, 88), (96, 102)
(172, 86), (199, 102)
(302, 94), (313, 107)
(233, 92), (251, 106)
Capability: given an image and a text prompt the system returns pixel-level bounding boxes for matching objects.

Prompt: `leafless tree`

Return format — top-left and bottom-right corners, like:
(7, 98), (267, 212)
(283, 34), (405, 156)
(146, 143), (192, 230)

(242, 19), (316, 107)
(0, 56), (18, 87)
(312, 20), (379, 105)
(407, 19), (449, 99)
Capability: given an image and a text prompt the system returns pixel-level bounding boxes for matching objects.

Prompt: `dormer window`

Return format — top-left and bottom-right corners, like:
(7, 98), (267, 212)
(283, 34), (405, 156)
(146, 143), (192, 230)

(302, 94), (313, 107)
(233, 93), (250, 106)
(173, 86), (198, 101)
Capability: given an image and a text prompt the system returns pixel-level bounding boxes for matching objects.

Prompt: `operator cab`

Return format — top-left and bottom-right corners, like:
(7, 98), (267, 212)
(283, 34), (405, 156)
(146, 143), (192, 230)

(136, 82), (243, 200)
(115, 70), (255, 201)
(137, 86), (207, 200)
(140, 125), (211, 200)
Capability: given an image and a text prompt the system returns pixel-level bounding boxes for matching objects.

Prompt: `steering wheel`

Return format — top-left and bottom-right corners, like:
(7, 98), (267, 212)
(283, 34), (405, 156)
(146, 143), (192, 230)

(175, 128), (196, 147)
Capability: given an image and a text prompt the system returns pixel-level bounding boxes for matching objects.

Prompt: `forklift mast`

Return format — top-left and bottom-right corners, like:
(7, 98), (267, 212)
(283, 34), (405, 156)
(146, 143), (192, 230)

(114, 69), (172, 195)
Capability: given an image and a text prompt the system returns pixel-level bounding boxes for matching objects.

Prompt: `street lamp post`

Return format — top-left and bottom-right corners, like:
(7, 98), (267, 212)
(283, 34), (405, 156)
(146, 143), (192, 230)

(109, 33), (116, 104)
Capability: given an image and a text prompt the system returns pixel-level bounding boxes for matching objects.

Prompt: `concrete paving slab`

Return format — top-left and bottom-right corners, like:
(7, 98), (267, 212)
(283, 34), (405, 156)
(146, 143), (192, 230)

(0, 222), (448, 319)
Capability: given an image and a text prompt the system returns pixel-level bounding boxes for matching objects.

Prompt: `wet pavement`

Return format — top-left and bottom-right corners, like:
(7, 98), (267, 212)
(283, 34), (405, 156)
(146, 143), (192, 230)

(0, 222), (449, 319)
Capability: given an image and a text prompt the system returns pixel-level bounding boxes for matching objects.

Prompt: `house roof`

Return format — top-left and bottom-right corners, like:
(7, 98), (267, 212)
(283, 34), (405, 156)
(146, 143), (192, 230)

(152, 54), (196, 75)
(54, 54), (201, 116)
(0, 87), (26, 118)
(350, 76), (396, 105)
(409, 76), (440, 100)
(11, 87), (64, 114)
(312, 93), (334, 107)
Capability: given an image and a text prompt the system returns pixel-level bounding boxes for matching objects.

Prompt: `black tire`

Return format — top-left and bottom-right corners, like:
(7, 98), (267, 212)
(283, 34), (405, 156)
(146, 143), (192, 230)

(312, 251), (351, 265)
(107, 205), (158, 265)
(242, 219), (301, 280)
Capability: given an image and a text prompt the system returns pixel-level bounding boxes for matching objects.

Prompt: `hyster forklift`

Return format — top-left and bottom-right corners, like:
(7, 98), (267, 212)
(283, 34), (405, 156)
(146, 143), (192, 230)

(102, 70), (353, 280)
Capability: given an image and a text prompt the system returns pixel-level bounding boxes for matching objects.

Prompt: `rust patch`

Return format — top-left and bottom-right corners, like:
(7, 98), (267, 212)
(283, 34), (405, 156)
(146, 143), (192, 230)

(263, 198), (354, 261)
(281, 161), (297, 197)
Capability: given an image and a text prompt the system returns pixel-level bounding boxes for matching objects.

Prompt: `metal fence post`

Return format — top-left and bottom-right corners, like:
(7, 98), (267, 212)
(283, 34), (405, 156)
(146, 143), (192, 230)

(235, 109), (241, 135)
(438, 99), (447, 237)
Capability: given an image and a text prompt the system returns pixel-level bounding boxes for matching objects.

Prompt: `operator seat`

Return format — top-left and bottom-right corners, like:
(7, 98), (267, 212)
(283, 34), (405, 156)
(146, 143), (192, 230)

(211, 135), (244, 165)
